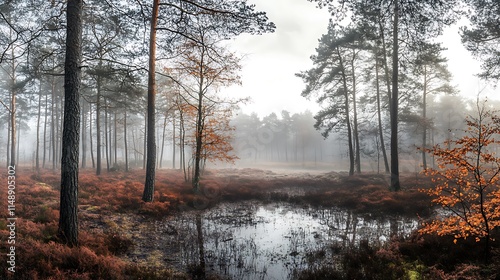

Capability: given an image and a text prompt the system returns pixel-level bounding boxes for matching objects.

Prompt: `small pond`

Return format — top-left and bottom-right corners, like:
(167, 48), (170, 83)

(156, 202), (418, 280)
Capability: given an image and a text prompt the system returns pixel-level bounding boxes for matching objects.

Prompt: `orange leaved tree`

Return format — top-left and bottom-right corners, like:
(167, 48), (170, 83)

(420, 105), (500, 261)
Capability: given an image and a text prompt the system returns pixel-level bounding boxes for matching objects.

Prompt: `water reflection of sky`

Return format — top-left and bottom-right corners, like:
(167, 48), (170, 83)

(171, 202), (418, 280)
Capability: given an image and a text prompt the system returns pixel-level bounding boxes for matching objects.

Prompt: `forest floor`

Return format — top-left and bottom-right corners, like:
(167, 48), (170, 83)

(0, 167), (499, 279)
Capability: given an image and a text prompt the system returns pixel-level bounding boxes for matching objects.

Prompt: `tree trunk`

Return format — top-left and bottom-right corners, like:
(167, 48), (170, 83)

(143, 113), (147, 169)
(16, 118), (20, 165)
(56, 93), (62, 169)
(51, 76), (56, 170)
(180, 111), (187, 181)
(172, 118), (176, 169)
(422, 65), (428, 170)
(132, 129), (137, 164)
(36, 81), (42, 172)
(43, 88), (49, 168)
(81, 100), (87, 168)
(114, 112), (117, 166)
(6, 115), (10, 168)
(89, 102), (95, 168)
(351, 52), (361, 173)
(104, 98), (110, 172)
(375, 53), (390, 173)
(143, 0), (159, 202)
(390, 1), (400, 191)
(58, 0), (83, 247)
(96, 74), (102, 175)
(160, 113), (167, 169)
(193, 89), (204, 191)
(195, 213), (206, 278)
(9, 48), (16, 168)
(337, 47), (354, 176)
(124, 109), (129, 172)
(378, 19), (393, 106)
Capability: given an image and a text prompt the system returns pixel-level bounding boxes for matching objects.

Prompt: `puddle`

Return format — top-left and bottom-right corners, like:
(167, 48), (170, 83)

(156, 202), (418, 279)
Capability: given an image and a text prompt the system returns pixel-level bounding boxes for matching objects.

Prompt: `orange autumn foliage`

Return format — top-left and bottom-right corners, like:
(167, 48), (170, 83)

(419, 107), (500, 250)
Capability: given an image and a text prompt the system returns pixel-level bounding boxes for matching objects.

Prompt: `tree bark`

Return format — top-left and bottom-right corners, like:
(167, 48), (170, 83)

(82, 101), (87, 168)
(51, 76), (56, 170)
(36, 81), (42, 172)
(337, 47), (354, 176)
(114, 112), (117, 166)
(351, 51), (361, 173)
(422, 65), (428, 170)
(56, 92), (62, 169)
(390, 1), (400, 191)
(378, 19), (393, 106)
(81, 100), (87, 168)
(160, 113), (167, 168)
(193, 88), (204, 191)
(375, 55), (390, 173)
(143, 0), (159, 202)
(96, 71), (102, 175)
(10, 59), (16, 168)
(172, 118), (176, 169)
(58, 0), (83, 247)
(43, 88), (48, 168)
(104, 97), (110, 172)
(124, 109), (129, 172)
(196, 213), (206, 277)
(89, 102), (95, 168)
(6, 115), (10, 168)
(143, 113), (147, 169)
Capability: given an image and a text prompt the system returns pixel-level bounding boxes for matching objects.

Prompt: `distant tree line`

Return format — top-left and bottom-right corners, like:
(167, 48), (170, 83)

(233, 96), (499, 173)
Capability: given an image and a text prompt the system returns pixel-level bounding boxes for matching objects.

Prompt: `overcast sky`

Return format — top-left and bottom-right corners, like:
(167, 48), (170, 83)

(224, 0), (497, 118)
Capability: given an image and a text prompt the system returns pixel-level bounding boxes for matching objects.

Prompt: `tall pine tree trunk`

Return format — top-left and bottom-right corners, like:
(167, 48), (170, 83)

(337, 47), (354, 175)
(193, 87), (204, 191)
(43, 89), (48, 168)
(96, 75), (102, 175)
(9, 46), (16, 168)
(89, 103), (95, 169)
(51, 77), (56, 170)
(58, 0), (83, 247)
(124, 109), (129, 172)
(143, 0), (159, 202)
(143, 114), (147, 169)
(114, 112), (117, 166)
(172, 118), (176, 169)
(351, 53), (361, 173)
(36, 81), (43, 172)
(104, 98), (109, 172)
(160, 113), (167, 169)
(6, 116), (10, 168)
(81, 100), (87, 168)
(16, 119), (20, 164)
(421, 65), (428, 170)
(56, 94), (62, 168)
(378, 19), (392, 106)
(375, 55), (390, 173)
(390, 1), (400, 191)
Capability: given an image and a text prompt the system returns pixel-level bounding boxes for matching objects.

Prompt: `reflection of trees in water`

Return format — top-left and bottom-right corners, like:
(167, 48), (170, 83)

(195, 213), (206, 278)
(313, 208), (416, 247)
(169, 203), (418, 279)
